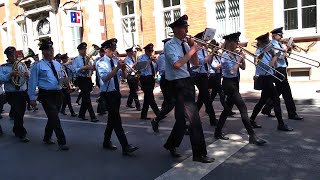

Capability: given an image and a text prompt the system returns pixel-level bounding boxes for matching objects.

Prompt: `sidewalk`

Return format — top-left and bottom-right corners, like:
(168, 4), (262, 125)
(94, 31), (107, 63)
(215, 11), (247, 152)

(72, 80), (320, 106)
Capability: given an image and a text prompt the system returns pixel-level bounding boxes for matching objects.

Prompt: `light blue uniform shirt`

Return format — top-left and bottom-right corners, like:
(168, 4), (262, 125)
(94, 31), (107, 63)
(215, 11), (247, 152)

(164, 36), (191, 81)
(255, 47), (274, 76)
(28, 59), (62, 101)
(157, 53), (166, 76)
(125, 56), (135, 67)
(72, 55), (87, 77)
(192, 49), (208, 74)
(209, 55), (221, 74)
(96, 56), (122, 93)
(221, 52), (239, 78)
(271, 39), (287, 68)
(0, 62), (27, 92)
(138, 54), (157, 76)
(61, 64), (73, 78)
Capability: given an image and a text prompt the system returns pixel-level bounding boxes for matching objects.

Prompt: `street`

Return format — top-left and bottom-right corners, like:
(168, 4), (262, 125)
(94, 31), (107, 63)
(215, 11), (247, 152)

(0, 83), (319, 180)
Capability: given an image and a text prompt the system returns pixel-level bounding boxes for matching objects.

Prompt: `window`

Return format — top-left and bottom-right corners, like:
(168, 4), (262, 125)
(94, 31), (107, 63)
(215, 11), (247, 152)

(284, 0), (317, 30)
(19, 22), (28, 53)
(1, 27), (9, 49)
(215, 0), (240, 38)
(162, 0), (181, 38)
(120, 1), (137, 49)
(65, 26), (82, 56)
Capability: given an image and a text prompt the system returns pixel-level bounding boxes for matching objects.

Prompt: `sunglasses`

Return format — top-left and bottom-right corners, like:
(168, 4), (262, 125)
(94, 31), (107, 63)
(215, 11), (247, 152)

(148, 50), (154, 53)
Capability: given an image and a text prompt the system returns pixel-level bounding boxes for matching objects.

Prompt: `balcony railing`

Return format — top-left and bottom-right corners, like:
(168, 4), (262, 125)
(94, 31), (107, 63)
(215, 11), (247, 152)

(216, 16), (240, 38)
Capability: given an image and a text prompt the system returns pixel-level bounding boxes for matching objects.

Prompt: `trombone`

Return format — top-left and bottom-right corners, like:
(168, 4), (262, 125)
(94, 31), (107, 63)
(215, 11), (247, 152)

(252, 42), (320, 68)
(282, 37), (317, 54)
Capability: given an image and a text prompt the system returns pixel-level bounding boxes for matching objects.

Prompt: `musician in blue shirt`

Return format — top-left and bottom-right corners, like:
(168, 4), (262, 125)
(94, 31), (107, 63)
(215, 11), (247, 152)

(250, 33), (293, 131)
(138, 43), (159, 119)
(124, 47), (140, 110)
(191, 31), (217, 126)
(161, 15), (214, 163)
(28, 39), (69, 150)
(72, 42), (98, 122)
(0, 46), (29, 142)
(59, 53), (77, 117)
(97, 38), (138, 156)
(215, 32), (266, 146)
(95, 48), (107, 116)
(207, 40), (228, 115)
(151, 38), (176, 132)
(261, 27), (303, 120)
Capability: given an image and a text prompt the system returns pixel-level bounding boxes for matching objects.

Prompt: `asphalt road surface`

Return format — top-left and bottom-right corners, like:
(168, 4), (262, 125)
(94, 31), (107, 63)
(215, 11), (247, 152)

(0, 92), (319, 180)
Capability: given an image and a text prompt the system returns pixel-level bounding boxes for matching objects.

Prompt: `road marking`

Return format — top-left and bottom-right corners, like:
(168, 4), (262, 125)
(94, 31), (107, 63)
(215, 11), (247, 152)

(155, 134), (248, 180)
(22, 115), (216, 135)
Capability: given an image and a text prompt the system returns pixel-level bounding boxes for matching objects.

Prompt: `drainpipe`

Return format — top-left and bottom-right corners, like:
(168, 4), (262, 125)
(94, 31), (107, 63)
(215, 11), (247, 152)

(138, 0), (143, 47)
(101, 0), (107, 39)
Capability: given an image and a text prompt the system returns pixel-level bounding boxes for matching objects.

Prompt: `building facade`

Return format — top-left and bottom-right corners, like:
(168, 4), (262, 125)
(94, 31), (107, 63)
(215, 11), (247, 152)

(0, 0), (319, 81)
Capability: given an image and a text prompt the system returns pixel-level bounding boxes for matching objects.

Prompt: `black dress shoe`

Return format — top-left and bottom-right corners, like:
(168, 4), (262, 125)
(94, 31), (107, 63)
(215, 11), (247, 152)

(288, 115), (304, 120)
(250, 120), (262, 128)
(60, 111), (67, 115)
(91, 118), (99, 122)
(103, 141), (117, 150)
(126, 104), (135, 108)
(261, 112), (275, 117)
(210, 119), (218, 126)
(193, 156), (215, 163)
(249, 135), (267, 146)
(214, 132), (229, 140)
(19, 137), (30, 143)
(141, 117), (151, 120)
(43, 139), (55, 145)
(151, 119), (159, 133)
(59, 145), (69, 151)
(71, 113), (77, 117)
(163, 144), (181, 158)
(136, 107), (141, 111)
(277, 124), (293, 131)
(122, 145), (138, 156)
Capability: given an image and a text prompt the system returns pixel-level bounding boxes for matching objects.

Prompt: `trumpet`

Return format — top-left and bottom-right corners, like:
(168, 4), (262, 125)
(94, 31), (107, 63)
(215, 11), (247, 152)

(112, 54), (141, 78)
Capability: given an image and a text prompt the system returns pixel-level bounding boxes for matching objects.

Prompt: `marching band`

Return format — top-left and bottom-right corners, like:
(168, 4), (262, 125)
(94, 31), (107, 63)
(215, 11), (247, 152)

(0, 14), (318, 163)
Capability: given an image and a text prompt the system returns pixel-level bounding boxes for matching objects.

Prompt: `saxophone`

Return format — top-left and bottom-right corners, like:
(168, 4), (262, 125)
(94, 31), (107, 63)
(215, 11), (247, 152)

(11, 48), (35, 87)
(85, 44), (100, 77)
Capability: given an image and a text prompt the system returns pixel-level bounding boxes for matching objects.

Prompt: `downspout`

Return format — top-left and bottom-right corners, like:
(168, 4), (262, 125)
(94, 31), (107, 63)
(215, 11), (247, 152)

(101, 0), (107, 39)
(138, 0), (143, 47)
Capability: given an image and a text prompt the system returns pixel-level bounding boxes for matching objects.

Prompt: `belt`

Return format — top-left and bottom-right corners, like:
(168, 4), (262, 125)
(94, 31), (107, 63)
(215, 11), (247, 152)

(39, 89), (61, 93)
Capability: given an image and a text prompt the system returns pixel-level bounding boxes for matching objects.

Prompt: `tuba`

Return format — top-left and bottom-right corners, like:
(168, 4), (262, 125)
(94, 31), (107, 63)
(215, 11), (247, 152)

(85, 44), (100, 77)
(11, 48), (35, 87)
